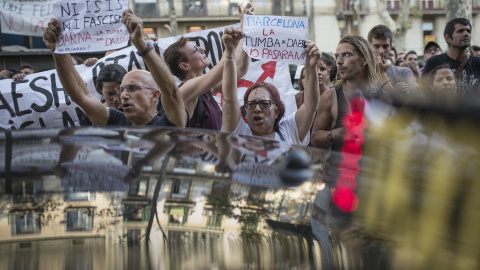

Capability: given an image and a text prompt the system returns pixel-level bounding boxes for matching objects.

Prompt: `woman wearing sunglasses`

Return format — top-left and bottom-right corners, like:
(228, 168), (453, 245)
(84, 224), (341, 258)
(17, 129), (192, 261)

(221, 27), (321, 145)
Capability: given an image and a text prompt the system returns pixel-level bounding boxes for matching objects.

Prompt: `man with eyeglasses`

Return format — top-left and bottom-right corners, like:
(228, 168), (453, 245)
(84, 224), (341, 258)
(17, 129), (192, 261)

(418, 42), (442, 76)
(43, 10), (187, 127)
(162, 3), (254, 131)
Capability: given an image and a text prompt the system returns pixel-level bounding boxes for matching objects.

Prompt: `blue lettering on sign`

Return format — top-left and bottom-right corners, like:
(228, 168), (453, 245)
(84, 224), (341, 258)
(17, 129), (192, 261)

(247, 16), (306, 29)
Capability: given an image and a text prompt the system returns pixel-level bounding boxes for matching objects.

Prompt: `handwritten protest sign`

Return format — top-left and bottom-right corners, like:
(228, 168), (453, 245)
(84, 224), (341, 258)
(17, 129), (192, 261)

(0, 0), (56, 36)
(243, 15), (308, 63)
(53, 0), (129, 53)
(0, 24), (296, 129)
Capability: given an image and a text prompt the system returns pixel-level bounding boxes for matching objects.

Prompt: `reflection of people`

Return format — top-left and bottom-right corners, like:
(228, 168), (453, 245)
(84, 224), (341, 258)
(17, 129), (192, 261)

(124, 129), (175, 182)
(222, 27), (321, 145)
(163, 3), (253, 130)
(43, 10), (187, 127)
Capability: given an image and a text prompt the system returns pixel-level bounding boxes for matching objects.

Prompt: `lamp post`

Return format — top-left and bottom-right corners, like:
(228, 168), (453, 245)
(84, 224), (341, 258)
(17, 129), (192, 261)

(337, 12), (346, 39)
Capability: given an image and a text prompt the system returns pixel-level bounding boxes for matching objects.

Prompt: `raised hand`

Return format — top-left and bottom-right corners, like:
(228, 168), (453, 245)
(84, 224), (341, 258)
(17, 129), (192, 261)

(122, 9), (146, 50)
(43, 18), (61, 52)
(222, 27), (244, 54)
(305, 40), (321, 68)
(84, 58), (98, 67)
(377, 54), (389, 74)
(238, 3), (255, 30)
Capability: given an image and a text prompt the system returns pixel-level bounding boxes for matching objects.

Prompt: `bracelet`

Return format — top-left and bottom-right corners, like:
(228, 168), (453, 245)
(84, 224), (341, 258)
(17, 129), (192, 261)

(327, 131), (335, 145)
(225, 56), (235, 60)
(381, 80), (390, 89)
(136, 40), (154, 57)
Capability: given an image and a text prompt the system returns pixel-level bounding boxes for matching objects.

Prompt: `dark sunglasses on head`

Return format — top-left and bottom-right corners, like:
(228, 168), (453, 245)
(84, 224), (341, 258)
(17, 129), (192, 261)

(114, 84), (157, 94)
(246, 100), (273, 110)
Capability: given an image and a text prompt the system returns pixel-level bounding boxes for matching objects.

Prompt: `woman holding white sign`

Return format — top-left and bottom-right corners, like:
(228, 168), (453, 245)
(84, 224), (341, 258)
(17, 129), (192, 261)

(221, 27), (321, 145)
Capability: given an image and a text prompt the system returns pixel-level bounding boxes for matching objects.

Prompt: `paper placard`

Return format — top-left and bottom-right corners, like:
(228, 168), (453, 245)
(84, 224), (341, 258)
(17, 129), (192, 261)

(53, 0), (129, 54)
(243, 15), (308, 63)
(0, 0), (56, 37)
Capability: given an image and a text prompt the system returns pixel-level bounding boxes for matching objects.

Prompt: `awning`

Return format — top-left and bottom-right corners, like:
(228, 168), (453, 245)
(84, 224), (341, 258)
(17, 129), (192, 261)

(170, 207), (184, 215)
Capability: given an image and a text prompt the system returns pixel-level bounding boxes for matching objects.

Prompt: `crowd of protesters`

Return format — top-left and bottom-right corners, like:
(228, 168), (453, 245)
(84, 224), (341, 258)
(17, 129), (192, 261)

(2, 4), (478, 150)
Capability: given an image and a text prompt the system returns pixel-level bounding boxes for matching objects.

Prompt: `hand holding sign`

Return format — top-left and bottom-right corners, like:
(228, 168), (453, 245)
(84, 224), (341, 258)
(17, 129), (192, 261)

(43, 18), (61, 52)
(243, 15), (308, 63)
(53, 0), (129, 54)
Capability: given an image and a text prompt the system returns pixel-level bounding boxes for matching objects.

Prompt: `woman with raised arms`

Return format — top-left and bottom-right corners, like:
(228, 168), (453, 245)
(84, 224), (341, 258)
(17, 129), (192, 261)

(221, 27), (321, 145)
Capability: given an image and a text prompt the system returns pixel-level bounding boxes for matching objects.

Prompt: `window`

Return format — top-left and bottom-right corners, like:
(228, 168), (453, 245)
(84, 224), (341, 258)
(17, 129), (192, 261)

(247, 186), (267, 205)
(12, 179), (42, 203)
(206, 213), (222, 227)
(385, 0), (400, 10)
(169, 207), (187, 224)
(66, 209), (94, 231)
(123, 204), (151, 222)
(183, 0), (207, 16)
(10, 213), (41, 235)
(421, 0), (442, 9)
(134, 0), (159, 17)
(170, 179), (191, 199)
(128, 177), (149, 197)
(66, 192), (95, 201)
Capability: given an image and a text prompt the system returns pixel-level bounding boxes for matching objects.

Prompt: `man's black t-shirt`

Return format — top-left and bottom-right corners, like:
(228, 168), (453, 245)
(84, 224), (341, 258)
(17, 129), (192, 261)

(107, 108), (176, 126)
(423, 54), (480, 96)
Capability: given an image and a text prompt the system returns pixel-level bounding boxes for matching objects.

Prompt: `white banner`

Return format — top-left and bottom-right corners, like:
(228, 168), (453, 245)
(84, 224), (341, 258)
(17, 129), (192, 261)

(243, 15), (308, 63)
(0, 0), (56, 37)
(53, 0), (129, 54)
(0, 24), (297, 129)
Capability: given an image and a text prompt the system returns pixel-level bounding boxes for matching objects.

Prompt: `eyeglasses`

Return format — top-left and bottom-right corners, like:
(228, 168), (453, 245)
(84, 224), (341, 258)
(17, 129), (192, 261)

(246, 100), (273, 110)
(114, 84), (157, 94)
(189, 46), (201, 56)
(425, 48), (441, 54)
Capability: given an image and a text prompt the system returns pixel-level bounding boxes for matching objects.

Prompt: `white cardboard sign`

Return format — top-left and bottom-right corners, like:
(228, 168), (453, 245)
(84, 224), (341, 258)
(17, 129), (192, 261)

(243, 15), (308, 63)
(0, 24), (296, 129)
(0, 0), (56, 37)
(53, 0), (129, 54)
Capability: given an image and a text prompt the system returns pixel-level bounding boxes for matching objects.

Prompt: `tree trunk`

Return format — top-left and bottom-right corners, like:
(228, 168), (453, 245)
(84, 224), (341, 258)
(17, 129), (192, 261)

(445, 0), (472, 21)
(375, 0), (397, 31)
(376, 0), (410, 53)
(168, 0), (178, 36)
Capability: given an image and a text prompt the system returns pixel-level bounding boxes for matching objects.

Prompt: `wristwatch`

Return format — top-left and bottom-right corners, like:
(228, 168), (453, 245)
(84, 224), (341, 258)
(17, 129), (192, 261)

(137, 40), (154, 57)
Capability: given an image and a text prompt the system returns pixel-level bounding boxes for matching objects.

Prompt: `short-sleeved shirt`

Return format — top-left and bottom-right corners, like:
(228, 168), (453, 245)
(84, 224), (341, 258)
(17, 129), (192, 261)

(422, 54), (480, 96)
(229, 113), (310, 146)
(106, 108), (177, 126)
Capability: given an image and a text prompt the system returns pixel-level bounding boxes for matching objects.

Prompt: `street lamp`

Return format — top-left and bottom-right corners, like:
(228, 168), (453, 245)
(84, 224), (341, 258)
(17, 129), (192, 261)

(337, 12), (346, 39)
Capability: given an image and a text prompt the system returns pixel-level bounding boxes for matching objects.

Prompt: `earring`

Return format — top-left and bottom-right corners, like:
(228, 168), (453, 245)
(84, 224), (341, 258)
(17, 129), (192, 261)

(187, 66), (191, 70)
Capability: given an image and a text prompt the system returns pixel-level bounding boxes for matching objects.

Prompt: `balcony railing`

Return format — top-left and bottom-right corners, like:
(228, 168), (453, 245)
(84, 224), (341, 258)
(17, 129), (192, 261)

(134, 0), (307, 19)
(336, 0), (367, 13)
(420, 0), (444, 10)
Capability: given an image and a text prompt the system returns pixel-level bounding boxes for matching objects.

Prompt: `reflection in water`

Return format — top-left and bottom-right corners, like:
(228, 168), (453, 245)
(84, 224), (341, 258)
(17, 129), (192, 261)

(0, 127), (324, 269)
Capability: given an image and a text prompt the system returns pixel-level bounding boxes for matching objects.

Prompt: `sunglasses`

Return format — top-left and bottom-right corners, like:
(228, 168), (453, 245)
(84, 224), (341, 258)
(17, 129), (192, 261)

(189, 46), (201, 56)
(245, 100), (273, 110)
(114, 84), (157, 94)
